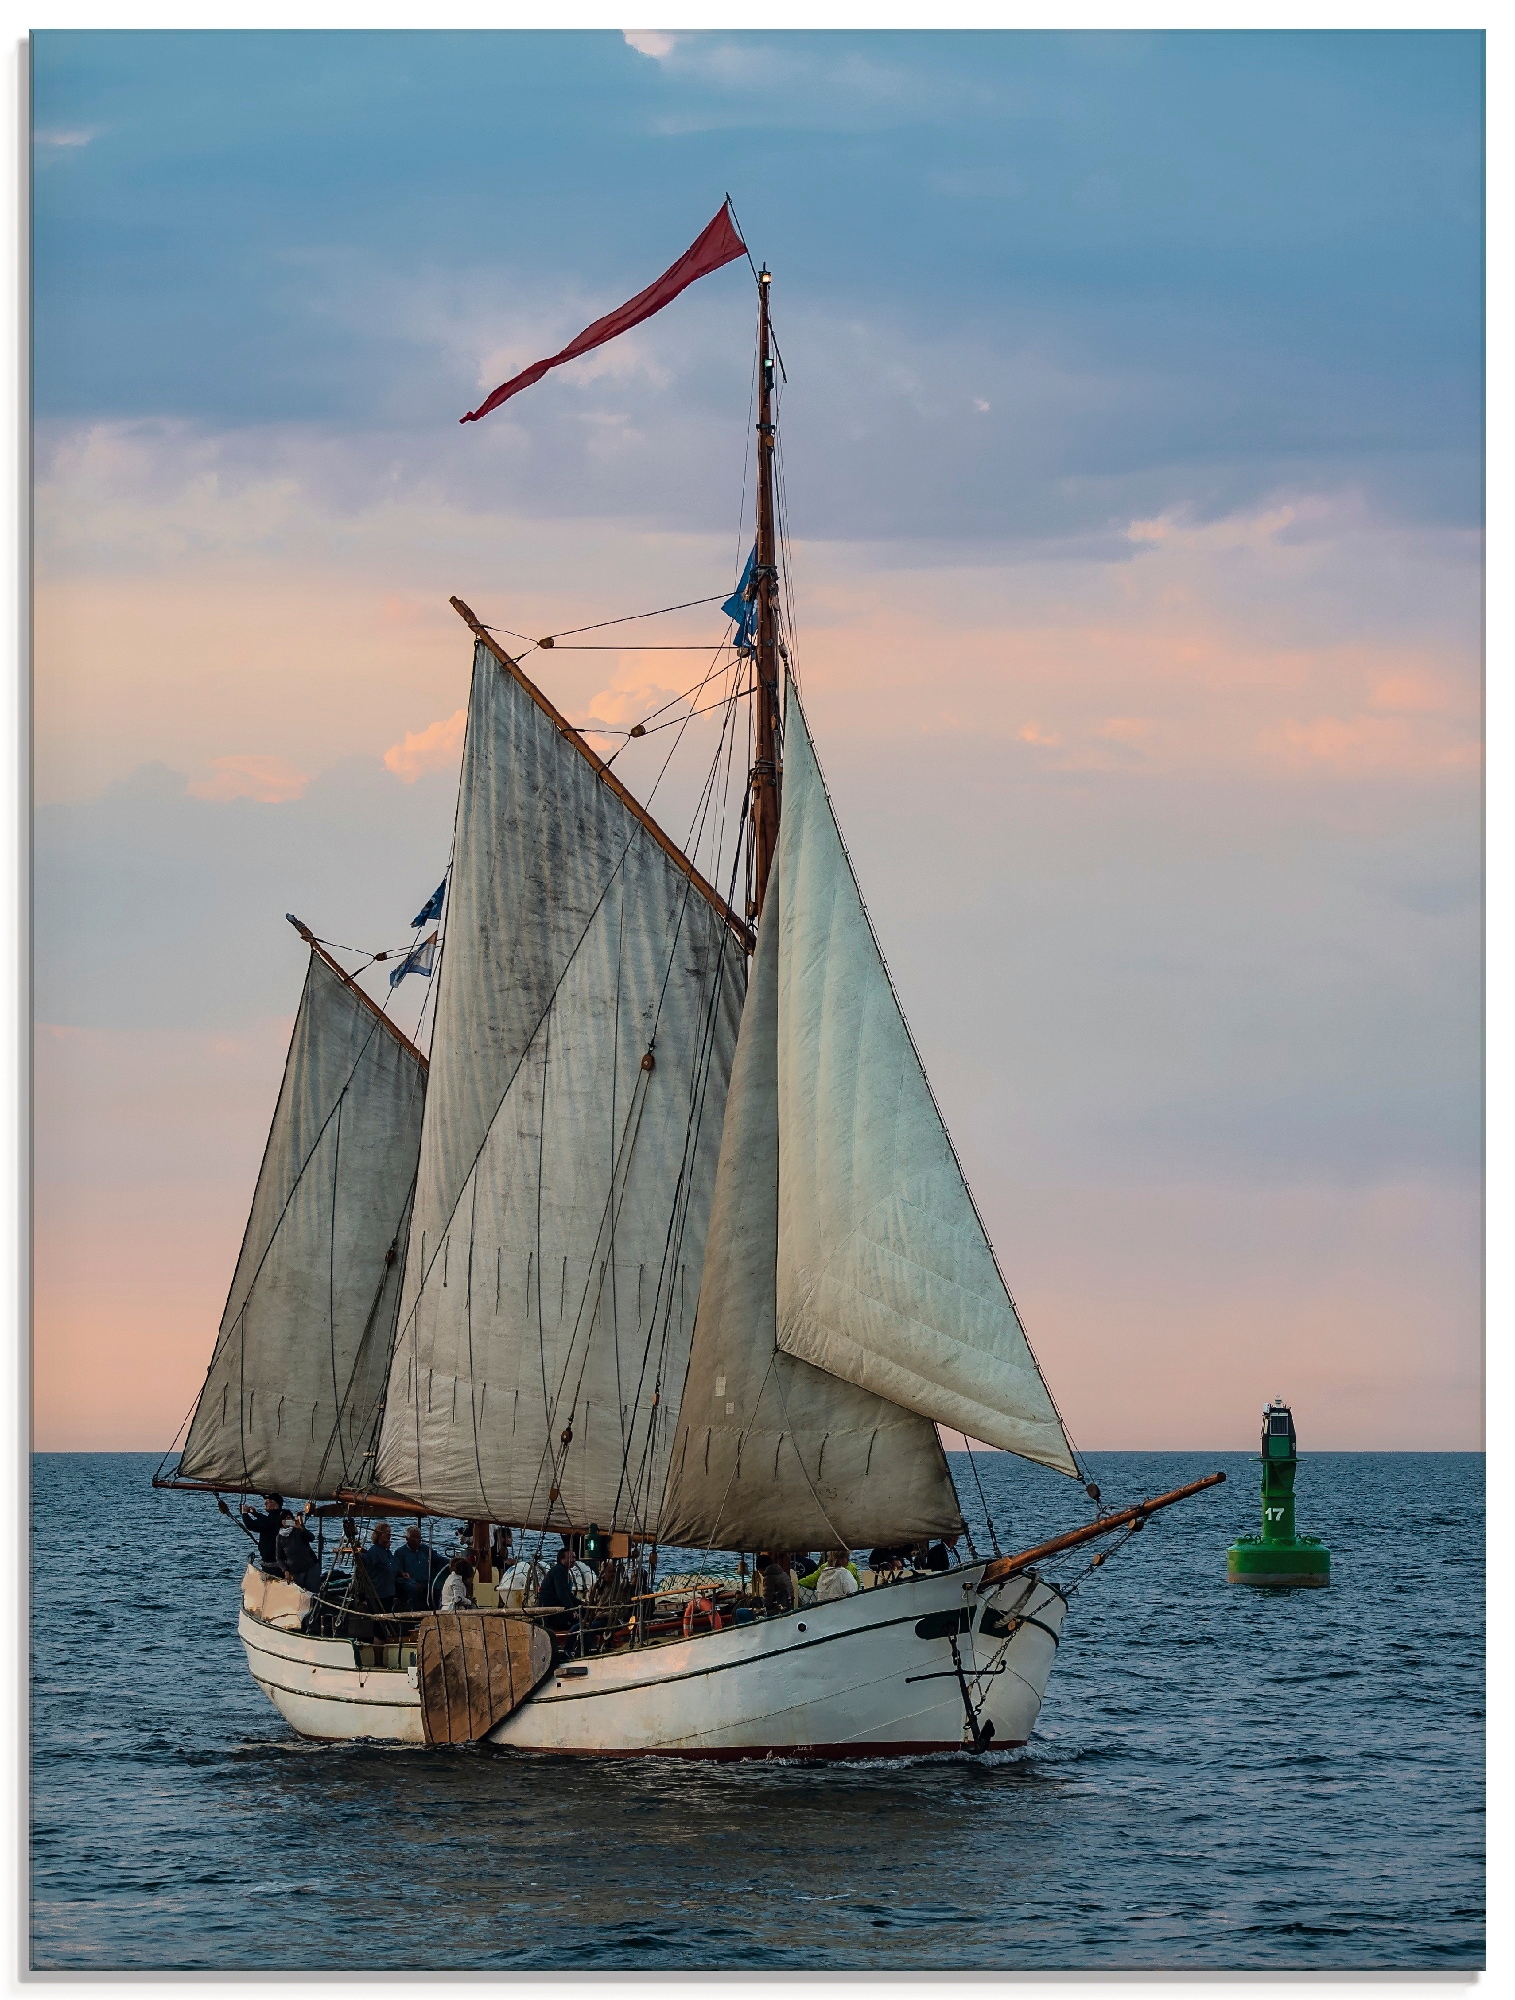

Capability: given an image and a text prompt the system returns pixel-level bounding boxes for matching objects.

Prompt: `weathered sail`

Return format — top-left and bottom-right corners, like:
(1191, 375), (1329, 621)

(773, 691), (1078, 1476)
(176, 949), (427, 1497)
(660, 874), (964, 1550)
(373, 639), (746, 1528)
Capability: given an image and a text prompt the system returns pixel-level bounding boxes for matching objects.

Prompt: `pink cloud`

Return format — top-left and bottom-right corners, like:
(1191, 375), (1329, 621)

(187, 753), (309, 803)
(383, 707), (466, 782)
(1371, 670), (1456, 714)
(1257, 713), (1482, 777)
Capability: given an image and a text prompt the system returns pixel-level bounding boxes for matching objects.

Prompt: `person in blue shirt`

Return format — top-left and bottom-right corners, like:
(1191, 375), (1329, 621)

(394, 1524), (442, 1612)
(360, 1522), (398, 1612)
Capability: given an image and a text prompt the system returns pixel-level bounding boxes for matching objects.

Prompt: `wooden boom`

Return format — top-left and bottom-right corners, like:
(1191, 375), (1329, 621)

(977, 1471), (1227, 1590)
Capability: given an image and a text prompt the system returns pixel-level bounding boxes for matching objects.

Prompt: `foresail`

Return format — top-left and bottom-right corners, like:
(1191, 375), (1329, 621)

(773, 691), (1079, 1477)
(373, 638), (747, 1528)
(660, 879), (964, 1551)
(176, 950), (427, 1497)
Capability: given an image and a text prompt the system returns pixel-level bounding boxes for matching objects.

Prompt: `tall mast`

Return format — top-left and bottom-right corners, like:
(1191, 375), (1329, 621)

(750, 265), (781, 923)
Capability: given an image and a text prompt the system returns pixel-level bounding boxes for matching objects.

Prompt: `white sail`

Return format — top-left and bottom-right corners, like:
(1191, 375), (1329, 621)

(661, 865), (964, 1550)
(773, 691), (1078, 1476)
(177, 949), (427, 1497)
(373, 640), (747, 1528)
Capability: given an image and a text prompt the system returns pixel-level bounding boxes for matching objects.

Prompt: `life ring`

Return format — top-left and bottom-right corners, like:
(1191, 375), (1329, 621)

(683, 1594), (723, 1638)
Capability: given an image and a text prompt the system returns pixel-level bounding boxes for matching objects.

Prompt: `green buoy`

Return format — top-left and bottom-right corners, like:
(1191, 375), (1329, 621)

(1227, 1399), (1330, 1587)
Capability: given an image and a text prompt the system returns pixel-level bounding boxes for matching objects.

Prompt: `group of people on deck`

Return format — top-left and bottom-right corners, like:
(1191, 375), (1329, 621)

(230, 1492), (963, 1641)
(229, 1495), (509, 1614)
(754, 1540), (959, 1612)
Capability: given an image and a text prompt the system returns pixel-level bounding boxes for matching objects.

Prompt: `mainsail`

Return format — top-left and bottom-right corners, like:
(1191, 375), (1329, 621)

(176, 947), (427, 1497)
(372, 635), (748, 1529)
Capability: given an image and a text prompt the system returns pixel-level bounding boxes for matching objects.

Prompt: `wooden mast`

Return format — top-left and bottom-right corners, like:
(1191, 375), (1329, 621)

(750, 266), (781, 922)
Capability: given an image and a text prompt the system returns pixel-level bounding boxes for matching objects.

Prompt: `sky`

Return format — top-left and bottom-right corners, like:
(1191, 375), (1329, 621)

(32, 29), (1483, 1457)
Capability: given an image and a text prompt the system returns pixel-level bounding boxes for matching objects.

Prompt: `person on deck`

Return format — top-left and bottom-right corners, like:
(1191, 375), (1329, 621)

(439, 1556), (474, 1612)
(924, 1537), (957, 1573)
(798, 1551), (859, 1594)
(277, 1509), (321, 1594)
(759, 1552), (795, 1615)
(395, 1525), (441, 1612)
(813, 1551), (861, 1603)
(498, 1554), (539, 1609)
(362, 1523), (398, 1612)
(224, 1493), (285, 1569)
(536, 1545), (581, 1654)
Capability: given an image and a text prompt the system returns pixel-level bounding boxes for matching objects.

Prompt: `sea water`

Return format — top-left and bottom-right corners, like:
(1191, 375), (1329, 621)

(30, 1449), (1483, 1971)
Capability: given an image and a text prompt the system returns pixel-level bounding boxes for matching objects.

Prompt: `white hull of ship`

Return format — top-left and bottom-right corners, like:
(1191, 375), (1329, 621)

(238, 1563), (1066, 1759)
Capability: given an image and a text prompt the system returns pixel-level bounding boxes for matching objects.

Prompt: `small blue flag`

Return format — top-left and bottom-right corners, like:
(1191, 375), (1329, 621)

(389, 933), (437, 989)
(411, 878), (446, 928)
(722, 546), (757, 655)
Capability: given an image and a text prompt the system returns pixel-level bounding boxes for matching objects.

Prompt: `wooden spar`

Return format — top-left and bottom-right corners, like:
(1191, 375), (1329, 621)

(749, 266), (781, 922)
(149, 1472), (445, 1518)
(450, 597), (755, 954)
(977, 1471), (1228, 1590)
(325, 1489), (447, 1519)
(285, 916), (430, 1070)
(152, 1474), (251, 1494)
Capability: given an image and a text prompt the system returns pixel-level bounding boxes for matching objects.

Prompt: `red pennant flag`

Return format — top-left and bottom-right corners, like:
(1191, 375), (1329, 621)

(460, 204), (748, 425)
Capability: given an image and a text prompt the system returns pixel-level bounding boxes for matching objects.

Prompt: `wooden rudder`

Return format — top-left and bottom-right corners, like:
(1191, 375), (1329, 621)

(418, 1613), (552, 1744)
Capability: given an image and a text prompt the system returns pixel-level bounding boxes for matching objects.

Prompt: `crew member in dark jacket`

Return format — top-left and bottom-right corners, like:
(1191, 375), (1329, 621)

(221, 1493), (285, 1568)
(277, 1510), (321, 1593)
(361, 1523), (398, 1612)
(759, 1552), (795, 1615)
(537, 1546), (581, 1654)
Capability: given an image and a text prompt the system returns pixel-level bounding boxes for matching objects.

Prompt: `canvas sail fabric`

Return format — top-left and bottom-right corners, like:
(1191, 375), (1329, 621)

(773, 691), (1078, 1477)
(177, 951), (426, 1497)
(660, 877), (964, 1551)
(373, 641), (746, 1529)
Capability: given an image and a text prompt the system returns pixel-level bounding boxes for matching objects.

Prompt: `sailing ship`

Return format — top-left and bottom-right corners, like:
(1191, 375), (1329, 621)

(158, 224), (1222, 1757)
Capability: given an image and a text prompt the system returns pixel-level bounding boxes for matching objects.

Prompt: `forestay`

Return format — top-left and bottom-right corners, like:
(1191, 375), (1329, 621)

(177, 949), (427, 1497)
(661, 866), (964, 1550)
(373, 640), (746, 1529)
(773, 691), (1078, 1477)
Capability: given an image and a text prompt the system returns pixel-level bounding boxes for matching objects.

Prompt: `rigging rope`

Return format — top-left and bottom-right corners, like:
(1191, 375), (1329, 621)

(957, 1430), (1002, 1558)
(541, 592), (728, 641)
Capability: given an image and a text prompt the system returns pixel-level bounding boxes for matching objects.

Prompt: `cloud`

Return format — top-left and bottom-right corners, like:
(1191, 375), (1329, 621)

(384, 708), (466, 782)
(35, 126), (97, 148)
(187, 754), (309, 803)
(622, 31), (677, 60)
(1256, 713), (1481, 778)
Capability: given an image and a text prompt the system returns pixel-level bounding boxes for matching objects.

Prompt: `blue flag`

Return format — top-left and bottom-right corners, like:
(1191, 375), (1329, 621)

(389, 933), (437, 989)
(411, 878), (446, 928)
(722, 546), (757, 655)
